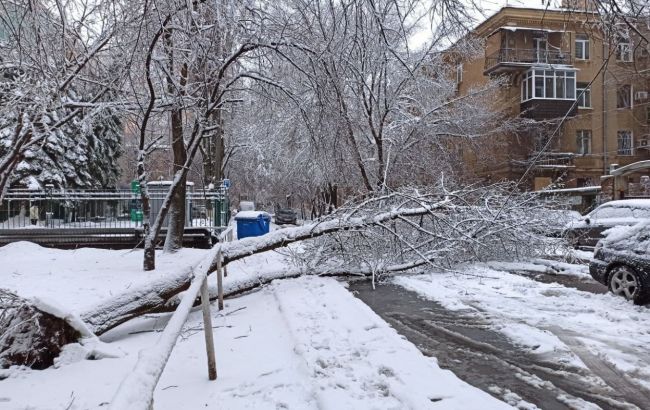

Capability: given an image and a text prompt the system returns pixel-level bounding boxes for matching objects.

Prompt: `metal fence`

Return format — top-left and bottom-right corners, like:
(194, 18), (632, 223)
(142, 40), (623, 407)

(0, 188), (230, 230)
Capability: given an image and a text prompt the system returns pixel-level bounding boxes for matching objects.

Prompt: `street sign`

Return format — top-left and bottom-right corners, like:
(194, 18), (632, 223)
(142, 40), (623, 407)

(131, 180), (141, 194)
(222, 179), (231, 189)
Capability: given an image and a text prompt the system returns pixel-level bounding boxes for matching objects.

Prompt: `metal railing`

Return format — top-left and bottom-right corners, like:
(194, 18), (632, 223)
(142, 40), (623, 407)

(108, 225), (234, 410)
(0, 188), (230, 230)
(512, 152), (576, 170)
(485, 48), (572, 71)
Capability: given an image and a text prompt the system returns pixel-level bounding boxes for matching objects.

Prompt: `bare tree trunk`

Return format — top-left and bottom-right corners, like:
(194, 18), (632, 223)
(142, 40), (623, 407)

(163, 29), (188, 253)
(201, 107), (225, 187)
(139, 13), (175, 271)
(138, 150), (155, 271)
(164, 110), (187, 253)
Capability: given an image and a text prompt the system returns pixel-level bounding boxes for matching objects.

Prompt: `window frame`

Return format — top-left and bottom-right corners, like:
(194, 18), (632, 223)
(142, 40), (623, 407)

(576, 130), (592, 155)
(617, 130), (634, 156)
(534, 37), (548, 63)
(521, 68), (577, 102)
(617, 84), (633, 109)
(617, 39), (633, 62)
(577, 82), (591, 108)
(575, 34), (590, 60)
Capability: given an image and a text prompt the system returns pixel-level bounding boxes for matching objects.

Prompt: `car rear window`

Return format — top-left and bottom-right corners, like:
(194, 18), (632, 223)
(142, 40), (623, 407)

(591, 207), (633, 219)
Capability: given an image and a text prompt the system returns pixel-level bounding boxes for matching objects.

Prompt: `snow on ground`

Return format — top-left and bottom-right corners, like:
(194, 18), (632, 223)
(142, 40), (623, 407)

(394, 266), (650, 391)
(483, 258), (592, 279)
(0, 243), (511, 409)
(0, 241), (207, 312)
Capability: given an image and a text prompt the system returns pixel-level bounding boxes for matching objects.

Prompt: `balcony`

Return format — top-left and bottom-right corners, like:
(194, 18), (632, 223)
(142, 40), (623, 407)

(520, 99), (577, 121)
(484, 48), (573, 75)
(512, 152), (576, 171)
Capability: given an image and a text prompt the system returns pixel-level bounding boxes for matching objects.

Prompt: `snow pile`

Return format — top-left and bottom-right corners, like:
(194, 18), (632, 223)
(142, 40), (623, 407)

(0, 241), (206, 312)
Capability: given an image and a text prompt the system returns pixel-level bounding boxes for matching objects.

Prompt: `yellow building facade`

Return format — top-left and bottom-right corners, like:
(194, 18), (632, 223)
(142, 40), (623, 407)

(458, 6), (650, 194)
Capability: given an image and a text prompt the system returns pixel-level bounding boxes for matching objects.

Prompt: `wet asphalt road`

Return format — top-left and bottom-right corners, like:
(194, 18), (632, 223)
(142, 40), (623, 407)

(349, 277), (650, 410)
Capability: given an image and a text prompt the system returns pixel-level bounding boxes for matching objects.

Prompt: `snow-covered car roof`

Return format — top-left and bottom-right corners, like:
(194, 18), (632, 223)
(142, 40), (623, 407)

(596, 199), (650, 210)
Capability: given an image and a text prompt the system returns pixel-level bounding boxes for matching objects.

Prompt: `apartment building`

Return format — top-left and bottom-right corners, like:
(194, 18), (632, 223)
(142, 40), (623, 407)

(456, 5), (650, 196)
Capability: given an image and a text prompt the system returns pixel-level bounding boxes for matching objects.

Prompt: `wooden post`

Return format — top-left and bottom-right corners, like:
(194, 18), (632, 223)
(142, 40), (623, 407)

(223, 229), (232, 277)
(217, 247), (224, 311)
(200, 277), (217, 380)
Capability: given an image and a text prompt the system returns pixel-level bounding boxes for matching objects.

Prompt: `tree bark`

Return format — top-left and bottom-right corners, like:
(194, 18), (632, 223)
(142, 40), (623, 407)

(163, 45), (189, 253)
(201, 109), (225, 187)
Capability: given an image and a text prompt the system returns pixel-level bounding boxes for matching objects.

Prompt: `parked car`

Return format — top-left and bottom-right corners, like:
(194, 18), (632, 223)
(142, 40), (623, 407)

(564, 199), (650, 248)
(275, 208), (297, 225)
(589, 221), (650, 304)
(239, 201), (255, 212)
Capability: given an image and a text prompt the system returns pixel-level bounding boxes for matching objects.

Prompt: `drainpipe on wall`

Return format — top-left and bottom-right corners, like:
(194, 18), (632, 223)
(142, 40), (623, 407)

(602, 38), (609, 176)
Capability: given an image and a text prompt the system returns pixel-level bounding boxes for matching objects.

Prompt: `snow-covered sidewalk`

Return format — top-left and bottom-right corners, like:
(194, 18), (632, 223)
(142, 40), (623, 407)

(0, 243), (511, 409)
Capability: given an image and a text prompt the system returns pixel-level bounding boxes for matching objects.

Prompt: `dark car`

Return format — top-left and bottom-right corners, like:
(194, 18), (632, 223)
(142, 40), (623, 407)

(589, 221), (650, 304)
(565, 199), (650, 248)
(274, 208), (297, 225)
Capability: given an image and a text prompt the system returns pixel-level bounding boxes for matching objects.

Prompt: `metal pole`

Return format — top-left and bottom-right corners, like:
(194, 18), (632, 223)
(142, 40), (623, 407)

(200, 277), (217, 380)
(217, 247), (224, 311)
(223, 229), (232, 277)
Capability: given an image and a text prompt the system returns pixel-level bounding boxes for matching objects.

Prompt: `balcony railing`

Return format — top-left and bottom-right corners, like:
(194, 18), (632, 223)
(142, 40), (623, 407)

(484, 48), (572, 73)
(512, 152), (576, 170)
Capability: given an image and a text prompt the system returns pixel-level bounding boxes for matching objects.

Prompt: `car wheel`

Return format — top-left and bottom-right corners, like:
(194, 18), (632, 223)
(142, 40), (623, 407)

(608, 265), (650, 305)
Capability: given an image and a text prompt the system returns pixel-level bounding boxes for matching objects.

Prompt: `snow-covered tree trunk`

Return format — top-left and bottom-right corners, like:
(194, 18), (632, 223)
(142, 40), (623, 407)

(137, 149), (156, 271)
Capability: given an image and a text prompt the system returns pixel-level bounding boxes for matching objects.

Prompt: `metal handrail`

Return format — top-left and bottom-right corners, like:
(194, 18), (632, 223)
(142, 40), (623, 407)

(108, 231), (234, 409)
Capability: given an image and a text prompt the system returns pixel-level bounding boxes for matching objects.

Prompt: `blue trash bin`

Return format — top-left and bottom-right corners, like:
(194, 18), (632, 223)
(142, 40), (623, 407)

(235, 211), (271, 239)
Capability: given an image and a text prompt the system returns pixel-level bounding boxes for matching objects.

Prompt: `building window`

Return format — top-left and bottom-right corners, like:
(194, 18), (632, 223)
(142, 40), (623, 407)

(576, 130), (592, 155)
(617, 130), (633, 155)
(617, 36), (633, 62)
(456, 63), (463, 85)
(575, 34), (590, 60)
(577, 82), (591, 108)
(617, 84), (632, 108)
(521, 68), (576, 102)
(534, 37), (548, 63)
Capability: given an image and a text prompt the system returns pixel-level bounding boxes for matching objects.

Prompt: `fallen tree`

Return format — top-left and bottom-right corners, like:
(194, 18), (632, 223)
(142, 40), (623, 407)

(82, 182), (566, 335)
(81, 191), (454, 335)
(2, 183), (570, 369)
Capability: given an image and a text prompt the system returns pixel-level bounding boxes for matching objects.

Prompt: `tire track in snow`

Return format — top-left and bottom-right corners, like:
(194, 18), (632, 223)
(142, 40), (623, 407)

(350, 280), (644, 410)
